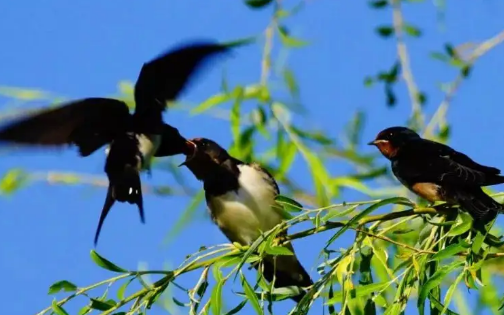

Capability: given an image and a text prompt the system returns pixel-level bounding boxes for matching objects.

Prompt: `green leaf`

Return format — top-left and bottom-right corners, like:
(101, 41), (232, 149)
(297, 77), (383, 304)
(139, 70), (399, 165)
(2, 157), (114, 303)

(191, 93), (230, 114)
(0, 168), (28, 194)
(375, 26), (394, 37)
(418, 261), (464, 311)
(77, 305), (91, 315)
(442, 271), (464, 315)
(447, 213), (472, 236)
(385, 84), (396, 107)
(240, 272), (263, 314)
(89, 298), (115, 311)
(325, 197), (413, 248)
(211, 280), (225, 315)
(0, 86), (50, 100)
(275, 195), (303, 212)
(369, 0), (388, 8)
(244, 0), (273, 9)
(402, 24), (422, 37)
(278, 26), (309, 48)
(230, 87), (244, 143)
(48, 280), (78, 294)
(429, 241), (470, 261)
(51, 299), (70, 315)
(264, 246), (293, 256)
(430, 52), (450, 63)
(321, 204), (359, 222)
(326, 282), (389, 304)
(225, 300), (248, 315)
(276, 140), (297, 179)
(283, 68), (300, 99)
(90, 250), (128, 273)
(117, 277), (135, 300)
(162, 190), (205, 246)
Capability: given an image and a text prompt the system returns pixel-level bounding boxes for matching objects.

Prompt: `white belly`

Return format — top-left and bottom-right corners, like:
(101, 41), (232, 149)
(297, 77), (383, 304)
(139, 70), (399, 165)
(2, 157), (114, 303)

(208, 164), (282, 245)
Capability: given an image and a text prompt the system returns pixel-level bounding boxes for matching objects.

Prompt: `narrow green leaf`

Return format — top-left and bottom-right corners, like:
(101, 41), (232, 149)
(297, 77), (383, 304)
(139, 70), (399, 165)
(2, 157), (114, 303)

(278, 26), (309, 48)
(230, 87), (244, 143)
(447, 213), (472, 237)
(418, 261), (464, 310)
(276, 141), (297, 179)
(191, 93), (230, 114)
(240, 272), (263, 314)
(51, 300), (70, 315)
(162, 189), (205, 246)
(48, 280), (78, 294)
(77, 305), (91, 315)
(369, 0), (388, 8)
(225, 300), (248, 315)
(326, 282), (389, 304)
(325, 197), (413, 248)
(402, 24), (422, 37)
(244, 0), (273, 9)
(375, 26), (394, 37)
(89, 298), (115, 311)
(442, 271), (464, 315)
(275, 195), (303, 212)
(0, 168), (28, 194)
(429, 241), (470, 261)
(211, 280), (225, 315)
(90, 250), (128, 273)
(283, 68), (300, 99)
(264, 246), (293, 256)
(321, 205), (359, 222)
(117, 277), (135, 300)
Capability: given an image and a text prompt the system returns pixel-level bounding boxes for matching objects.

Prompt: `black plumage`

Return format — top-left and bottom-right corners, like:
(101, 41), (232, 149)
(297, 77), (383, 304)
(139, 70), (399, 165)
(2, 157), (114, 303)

(369, 126), (504, 225)
(182, 138), (313, 302)
(0, 41), (233, 244)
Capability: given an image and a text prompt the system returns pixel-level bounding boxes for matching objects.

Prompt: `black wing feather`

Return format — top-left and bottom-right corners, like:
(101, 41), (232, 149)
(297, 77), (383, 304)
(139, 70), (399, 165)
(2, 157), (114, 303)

(397, 139), (504, 187)
(133, 41), (231, 119)
(0, 98), (131, 156)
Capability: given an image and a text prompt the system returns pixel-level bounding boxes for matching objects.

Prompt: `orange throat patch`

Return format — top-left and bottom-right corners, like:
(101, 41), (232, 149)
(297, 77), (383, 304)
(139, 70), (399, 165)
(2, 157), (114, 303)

(376, 142), (399, 158)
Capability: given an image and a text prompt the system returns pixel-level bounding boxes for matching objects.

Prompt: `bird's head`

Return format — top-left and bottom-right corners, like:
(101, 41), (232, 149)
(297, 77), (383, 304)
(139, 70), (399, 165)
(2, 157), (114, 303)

(179, 137), (229, 180)
(368, 126), (420, 159)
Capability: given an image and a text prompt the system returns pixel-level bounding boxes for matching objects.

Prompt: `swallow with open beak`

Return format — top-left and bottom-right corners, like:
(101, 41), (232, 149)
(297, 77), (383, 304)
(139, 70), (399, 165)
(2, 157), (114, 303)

(0, 41), (232, 245)
(368, 126), (504, 226)
(180, 138), (313, 302)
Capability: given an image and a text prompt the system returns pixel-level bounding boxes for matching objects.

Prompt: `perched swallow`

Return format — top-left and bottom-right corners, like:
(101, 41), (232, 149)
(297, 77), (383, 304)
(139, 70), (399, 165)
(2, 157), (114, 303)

(0, 41), (233, 245)
(368, 126), (504, 225)
(181, 138), (313, 302)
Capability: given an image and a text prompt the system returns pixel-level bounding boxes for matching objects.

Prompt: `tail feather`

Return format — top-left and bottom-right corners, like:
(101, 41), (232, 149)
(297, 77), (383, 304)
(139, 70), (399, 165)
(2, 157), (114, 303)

(453, 188), (502, 225)
(94, 165), (145, 246)
(253, 253), (313, 303)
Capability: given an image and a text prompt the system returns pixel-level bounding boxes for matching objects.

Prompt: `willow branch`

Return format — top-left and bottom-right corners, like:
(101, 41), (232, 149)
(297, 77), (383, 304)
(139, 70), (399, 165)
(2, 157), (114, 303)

(424, 29), (504, 138)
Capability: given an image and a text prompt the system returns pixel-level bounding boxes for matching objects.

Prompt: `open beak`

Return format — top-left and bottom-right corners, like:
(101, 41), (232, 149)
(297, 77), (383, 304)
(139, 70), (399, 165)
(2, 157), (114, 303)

(178, 140), (197, 167)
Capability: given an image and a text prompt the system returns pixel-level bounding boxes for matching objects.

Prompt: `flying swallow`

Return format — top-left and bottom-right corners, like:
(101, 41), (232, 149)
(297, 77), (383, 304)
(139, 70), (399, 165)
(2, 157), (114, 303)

(181, 138), (313, 302)
(0, 41), (233, 245)
(368, 126), (504, 226)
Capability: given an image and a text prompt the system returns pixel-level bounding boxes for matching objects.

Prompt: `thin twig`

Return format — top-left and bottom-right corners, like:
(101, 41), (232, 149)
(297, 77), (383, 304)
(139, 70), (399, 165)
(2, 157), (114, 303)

(392, 0), (423, 125)
(423, 29), (504, 138)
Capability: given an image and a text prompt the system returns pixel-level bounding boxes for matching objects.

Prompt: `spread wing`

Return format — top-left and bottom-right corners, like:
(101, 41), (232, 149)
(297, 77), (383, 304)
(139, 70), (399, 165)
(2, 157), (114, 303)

(133, 41), (232, 121)
(400, 139), (504, 187)
(0, 98), (131, 156)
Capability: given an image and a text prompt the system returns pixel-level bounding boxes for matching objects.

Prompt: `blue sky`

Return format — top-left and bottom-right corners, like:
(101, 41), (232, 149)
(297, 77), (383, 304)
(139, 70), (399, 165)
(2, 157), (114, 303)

(1, 0), (504, 314)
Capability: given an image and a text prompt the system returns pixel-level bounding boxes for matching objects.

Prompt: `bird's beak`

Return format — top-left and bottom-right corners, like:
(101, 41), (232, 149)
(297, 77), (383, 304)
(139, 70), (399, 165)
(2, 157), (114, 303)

(178, 140), (197, 167)
(367, 139), (388, 146)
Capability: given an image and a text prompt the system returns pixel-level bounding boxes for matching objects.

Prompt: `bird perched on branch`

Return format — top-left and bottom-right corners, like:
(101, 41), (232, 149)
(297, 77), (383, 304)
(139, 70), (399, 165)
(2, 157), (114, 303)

(0, 40), (234, 245)
(181, 138), (313, 302)
(368, 126), (504, 226)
